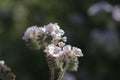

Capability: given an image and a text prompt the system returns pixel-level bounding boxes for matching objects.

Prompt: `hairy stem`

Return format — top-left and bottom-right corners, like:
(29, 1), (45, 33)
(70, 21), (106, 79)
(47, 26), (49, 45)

(57, 69), (65, 80)
(50, 68), (54, 80)
(57, 56), (68, 80)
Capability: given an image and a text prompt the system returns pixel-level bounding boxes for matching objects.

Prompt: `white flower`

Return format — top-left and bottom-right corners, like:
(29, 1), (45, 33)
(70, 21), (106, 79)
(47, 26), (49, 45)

(58, 42), (65, 47)
(39, 27), (46, 35)
(63, 45), (75, 56)
(51, 29), (64, 38)
(44, 44), (55, 54)
(44, 44), (63, 57)
(63, 45), (72, 54)
(62, 37), (67, 42)
(45, 23), (60, 32)
(44, 23), (65, 38)
(72, 47), (83, 57)
(22, 26), (40, 41)
(0, 60), (5, 67)
(63, 45), (83, 57)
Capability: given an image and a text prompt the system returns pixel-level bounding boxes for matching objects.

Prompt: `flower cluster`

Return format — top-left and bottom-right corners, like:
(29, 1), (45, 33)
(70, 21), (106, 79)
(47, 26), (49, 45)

(0, 60), (16, 80)
(22, 23), (66, 50)
(22, 23), (83, 73)
(44, 44), (83, 71)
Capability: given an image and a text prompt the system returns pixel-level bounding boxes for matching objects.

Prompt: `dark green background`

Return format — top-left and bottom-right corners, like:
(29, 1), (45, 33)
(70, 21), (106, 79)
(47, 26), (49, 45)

(0, 0), (120, 80)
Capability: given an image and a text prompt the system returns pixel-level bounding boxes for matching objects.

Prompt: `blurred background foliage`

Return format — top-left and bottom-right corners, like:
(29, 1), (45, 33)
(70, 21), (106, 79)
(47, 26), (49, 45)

(0, 0), (120, 80)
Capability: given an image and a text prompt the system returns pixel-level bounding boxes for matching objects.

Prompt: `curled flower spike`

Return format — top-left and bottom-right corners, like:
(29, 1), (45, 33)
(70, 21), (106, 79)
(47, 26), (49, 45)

(22, 23), (66, 50)
(62, 45), (83, 71)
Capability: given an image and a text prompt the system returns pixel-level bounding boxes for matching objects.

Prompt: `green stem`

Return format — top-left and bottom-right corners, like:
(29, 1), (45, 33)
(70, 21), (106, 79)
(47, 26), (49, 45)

(57, 56), (68, 80)
(50, 68), (54, 80)
(57, 69), (65, 80)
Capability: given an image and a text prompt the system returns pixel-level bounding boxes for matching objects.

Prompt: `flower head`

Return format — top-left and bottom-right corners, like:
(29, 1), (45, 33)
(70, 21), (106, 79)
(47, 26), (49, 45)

(45, 23), (65, 38)
(63, 45), (83, 57)
(45, 23), (60, 32)
(72, 47), (83, 57)
(22, 26), (40, 41)
(44, 44), (63, 57)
